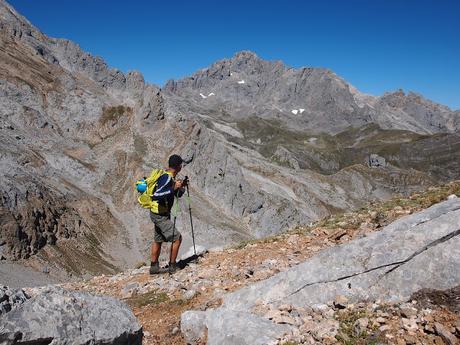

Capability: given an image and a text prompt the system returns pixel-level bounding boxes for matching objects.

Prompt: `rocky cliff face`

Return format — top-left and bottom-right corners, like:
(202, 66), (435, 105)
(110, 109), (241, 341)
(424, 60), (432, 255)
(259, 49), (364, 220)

(0, 0), (165, 276)
(0, 0), (458, 281)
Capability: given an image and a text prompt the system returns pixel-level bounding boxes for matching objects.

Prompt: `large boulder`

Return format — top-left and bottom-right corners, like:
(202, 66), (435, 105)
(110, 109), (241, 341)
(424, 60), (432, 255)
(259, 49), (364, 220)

(181, 198), (460, 344)
(0, 286), (142, 345)
(368, 153), (386, 168)
(0, 286), (29, 316)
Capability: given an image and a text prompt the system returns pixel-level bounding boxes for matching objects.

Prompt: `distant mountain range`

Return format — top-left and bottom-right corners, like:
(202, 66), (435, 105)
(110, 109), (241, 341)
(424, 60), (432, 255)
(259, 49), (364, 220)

(164, 50), (459, 134)
(0, 0), (458, 281)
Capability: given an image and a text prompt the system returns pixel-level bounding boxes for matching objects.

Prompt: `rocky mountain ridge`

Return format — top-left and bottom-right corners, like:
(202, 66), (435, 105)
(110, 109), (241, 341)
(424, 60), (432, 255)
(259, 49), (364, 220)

(0, 0), (459, 283)
(164, 50), (459, 135)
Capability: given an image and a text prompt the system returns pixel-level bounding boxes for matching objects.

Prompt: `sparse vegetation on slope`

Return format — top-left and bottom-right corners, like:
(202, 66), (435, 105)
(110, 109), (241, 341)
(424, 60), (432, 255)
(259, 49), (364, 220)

(62, 181), (460, 344)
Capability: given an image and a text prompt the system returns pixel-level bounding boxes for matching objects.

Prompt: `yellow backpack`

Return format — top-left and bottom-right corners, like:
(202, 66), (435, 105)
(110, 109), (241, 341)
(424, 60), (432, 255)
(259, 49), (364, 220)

(137, 168), (167, 212)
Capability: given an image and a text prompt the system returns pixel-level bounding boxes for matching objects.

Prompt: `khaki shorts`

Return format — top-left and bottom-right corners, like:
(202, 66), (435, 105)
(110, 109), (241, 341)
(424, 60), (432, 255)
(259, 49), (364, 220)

(150, 212), (181, 243)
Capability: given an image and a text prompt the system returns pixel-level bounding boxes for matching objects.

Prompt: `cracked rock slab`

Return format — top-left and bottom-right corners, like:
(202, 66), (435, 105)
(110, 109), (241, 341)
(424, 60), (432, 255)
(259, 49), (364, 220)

(224, 198), (460, 311)
(182, 199), (460, 344)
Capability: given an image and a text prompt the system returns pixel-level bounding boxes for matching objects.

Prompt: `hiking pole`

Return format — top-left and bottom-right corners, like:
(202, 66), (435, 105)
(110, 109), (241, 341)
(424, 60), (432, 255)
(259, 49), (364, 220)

(184, 177), (197, 257)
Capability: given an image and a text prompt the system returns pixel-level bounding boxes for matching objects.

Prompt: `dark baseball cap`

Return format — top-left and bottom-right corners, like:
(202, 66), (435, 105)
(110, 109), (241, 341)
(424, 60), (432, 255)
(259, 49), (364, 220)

(168, 154), (183, 168)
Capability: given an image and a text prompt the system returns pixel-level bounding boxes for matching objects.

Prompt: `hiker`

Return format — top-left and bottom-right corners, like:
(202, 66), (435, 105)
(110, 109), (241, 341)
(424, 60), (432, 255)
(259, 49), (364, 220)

(149, 154), (187, 274)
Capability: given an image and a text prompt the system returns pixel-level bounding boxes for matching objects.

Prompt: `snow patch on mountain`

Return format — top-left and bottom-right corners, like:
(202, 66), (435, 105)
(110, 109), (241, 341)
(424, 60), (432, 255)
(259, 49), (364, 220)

(291, 109), (305, 115)
(200, 92), (215, 99)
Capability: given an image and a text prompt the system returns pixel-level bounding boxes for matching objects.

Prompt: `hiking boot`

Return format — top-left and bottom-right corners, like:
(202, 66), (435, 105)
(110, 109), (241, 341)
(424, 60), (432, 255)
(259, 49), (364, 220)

(149, 262), (160, 275)
(168, 262), (178, 274)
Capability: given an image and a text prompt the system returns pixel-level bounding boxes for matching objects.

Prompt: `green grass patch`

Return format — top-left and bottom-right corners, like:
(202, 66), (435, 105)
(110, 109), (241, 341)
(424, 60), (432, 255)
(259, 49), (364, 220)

(135, 261), (146, 269)
(335, 310), (381, 345)
(232, 235), (279, 250)
(126, 290), (169, 308)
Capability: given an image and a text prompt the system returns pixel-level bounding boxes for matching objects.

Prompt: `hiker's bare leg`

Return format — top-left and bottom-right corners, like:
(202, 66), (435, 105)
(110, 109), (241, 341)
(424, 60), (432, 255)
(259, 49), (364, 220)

(151, 242), (162, 263)
(170, 236), (182, 263)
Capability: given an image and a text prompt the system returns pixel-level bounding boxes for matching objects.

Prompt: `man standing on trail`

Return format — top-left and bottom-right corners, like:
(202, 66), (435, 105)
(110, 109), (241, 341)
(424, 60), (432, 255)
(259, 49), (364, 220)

(149, 154), (187, 274)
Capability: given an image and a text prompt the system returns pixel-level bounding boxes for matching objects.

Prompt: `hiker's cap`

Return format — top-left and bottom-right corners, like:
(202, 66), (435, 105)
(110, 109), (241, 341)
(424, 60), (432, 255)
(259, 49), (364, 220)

(168, 154), (183, 168)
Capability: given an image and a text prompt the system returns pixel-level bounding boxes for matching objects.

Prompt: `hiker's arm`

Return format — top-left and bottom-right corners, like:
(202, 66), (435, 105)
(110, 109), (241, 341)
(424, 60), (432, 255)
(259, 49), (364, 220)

(152, 174), (173, 201)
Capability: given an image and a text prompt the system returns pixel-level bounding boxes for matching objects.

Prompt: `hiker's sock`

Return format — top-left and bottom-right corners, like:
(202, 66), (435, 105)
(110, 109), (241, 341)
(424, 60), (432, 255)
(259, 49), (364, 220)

(151, 261), (158, 267)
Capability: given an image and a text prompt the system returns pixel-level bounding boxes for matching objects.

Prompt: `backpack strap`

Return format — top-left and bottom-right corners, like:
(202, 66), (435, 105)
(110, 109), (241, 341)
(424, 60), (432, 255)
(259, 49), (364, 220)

(153, 173), (173, 198)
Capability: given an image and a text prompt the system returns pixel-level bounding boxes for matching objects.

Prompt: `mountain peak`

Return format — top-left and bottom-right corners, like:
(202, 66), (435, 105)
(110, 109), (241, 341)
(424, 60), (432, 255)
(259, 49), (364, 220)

(381, 89), (452, 112)
(232, 50), (260, 61)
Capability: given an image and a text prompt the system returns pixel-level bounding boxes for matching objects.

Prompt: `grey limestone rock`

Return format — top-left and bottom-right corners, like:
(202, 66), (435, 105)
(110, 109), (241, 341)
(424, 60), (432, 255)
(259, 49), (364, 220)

(368, 154), (387, 168)
(0, 286), (142, 345)
(206, 308), (290, 345)
(0, 0), (459, 284)
(164, 51), (460, 135)
(272, 146), (300, 170)
(182, 199), (460, 344)
(181, 310), (207, 345)
(224, 198), (460, 311)
(0, 286), (30, 316)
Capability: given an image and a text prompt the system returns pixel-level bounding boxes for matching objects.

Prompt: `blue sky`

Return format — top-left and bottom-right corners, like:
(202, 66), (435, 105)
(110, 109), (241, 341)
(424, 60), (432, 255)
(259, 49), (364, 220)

(9, 0), (460, 109)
